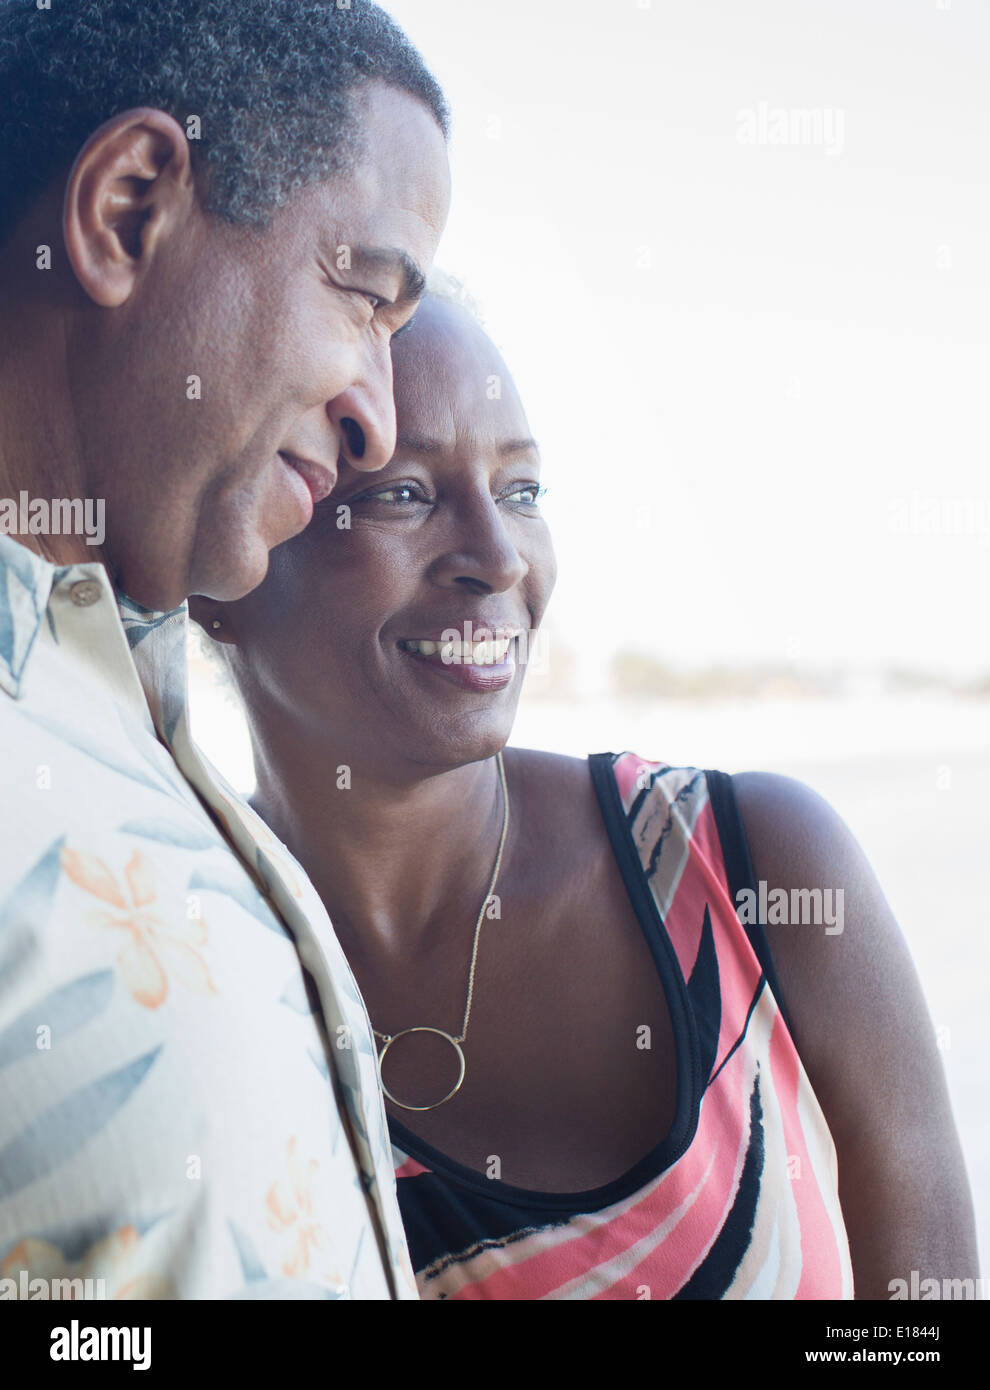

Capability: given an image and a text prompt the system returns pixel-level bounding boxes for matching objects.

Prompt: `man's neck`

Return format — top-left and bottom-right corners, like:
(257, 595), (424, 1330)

(0, 295), (106, 570)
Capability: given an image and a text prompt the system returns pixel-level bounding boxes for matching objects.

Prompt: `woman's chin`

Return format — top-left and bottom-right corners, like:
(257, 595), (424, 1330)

(386, 721), (515, 778)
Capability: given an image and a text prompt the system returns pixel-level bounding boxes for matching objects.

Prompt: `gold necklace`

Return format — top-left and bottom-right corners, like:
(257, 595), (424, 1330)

(372, 751), (509, 1112)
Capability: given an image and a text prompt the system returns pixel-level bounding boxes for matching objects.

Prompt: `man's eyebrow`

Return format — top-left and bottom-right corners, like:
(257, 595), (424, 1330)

(353, 245), (427, 305)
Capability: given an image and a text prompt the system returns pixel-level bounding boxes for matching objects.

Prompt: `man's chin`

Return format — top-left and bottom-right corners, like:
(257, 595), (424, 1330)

(188, 546), (273, 605)
(116, 544), (271, 612)
(110, 557), (185, 615)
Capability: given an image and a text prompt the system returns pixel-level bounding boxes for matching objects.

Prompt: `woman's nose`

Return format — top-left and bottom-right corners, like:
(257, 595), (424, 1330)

(430, 498), (529, 594)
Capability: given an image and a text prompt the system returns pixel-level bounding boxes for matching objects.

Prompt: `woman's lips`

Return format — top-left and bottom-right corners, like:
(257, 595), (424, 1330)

(397, 636), (518, 692)
(398, 635), (515, 663)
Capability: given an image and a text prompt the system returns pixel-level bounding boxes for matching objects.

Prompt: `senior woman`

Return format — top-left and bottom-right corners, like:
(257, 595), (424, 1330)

(191, 292), (976, 1300)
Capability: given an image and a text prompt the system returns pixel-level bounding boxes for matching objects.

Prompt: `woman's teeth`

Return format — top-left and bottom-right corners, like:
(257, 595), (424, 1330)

(399, 637), (513, 665)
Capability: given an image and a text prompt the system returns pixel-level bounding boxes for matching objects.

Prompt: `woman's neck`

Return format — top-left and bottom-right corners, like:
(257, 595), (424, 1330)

(249, 722), (510, 965)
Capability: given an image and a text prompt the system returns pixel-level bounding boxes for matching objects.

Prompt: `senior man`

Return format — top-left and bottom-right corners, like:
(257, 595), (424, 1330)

(0, 0), (450, 1299)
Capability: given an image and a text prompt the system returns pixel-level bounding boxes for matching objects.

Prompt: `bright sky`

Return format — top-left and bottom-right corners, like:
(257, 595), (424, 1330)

(383, 0), (989, 687)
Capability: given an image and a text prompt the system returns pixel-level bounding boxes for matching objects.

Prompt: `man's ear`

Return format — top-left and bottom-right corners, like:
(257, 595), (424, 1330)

(63, 107), (197, 308)
(188, 595), (238, 645)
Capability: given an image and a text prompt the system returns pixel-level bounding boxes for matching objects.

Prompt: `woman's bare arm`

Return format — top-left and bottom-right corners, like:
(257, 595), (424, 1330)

(733, 770), (979, 1300)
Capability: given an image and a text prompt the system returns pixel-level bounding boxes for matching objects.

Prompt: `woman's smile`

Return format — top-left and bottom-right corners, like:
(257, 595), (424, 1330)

(395, 632), (520, 692)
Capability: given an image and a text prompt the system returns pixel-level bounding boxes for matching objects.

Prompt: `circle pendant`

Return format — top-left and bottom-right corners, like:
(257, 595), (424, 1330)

(376, 1027), (466, 1112)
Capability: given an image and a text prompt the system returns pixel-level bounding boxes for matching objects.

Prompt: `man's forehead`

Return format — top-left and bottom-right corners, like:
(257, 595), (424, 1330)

(313, 90), (450, 269)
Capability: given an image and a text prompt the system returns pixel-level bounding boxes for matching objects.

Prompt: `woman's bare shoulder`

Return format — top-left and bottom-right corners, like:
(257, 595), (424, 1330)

(731, 770), (978, 1297)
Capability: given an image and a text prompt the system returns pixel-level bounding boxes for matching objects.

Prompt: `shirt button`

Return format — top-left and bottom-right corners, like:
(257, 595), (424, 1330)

(69, 579), (102, 607)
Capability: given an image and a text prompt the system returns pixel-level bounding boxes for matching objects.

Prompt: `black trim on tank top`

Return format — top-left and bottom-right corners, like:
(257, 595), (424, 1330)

(703, 768), (796, 1039)
(385, 752), (704, 1215)
(587, 751), (703, 1149)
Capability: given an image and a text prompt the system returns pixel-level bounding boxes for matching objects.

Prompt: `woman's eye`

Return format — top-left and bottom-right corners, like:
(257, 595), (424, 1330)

(505, 483), (546, 506)
(356, 483), (426, 505)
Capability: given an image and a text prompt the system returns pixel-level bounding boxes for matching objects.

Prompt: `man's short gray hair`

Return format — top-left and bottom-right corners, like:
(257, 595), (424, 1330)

(0, 0), (449, 247)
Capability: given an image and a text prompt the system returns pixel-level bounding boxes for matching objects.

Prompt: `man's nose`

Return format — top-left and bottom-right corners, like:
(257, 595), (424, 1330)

(327, 337), (396, 473)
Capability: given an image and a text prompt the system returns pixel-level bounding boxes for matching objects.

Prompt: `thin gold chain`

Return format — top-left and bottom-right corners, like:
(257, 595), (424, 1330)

(372, 750), (509, 1046)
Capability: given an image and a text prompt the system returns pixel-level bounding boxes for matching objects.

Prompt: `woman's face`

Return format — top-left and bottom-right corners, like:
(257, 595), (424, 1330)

(213, 295), (557, 777)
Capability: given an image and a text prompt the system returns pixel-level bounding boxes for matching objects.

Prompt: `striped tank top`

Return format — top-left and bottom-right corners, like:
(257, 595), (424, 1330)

(388, 753), (854, 1300)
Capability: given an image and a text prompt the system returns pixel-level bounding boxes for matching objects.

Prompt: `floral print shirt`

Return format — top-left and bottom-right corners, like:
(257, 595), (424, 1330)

(0, 533), (417, 1300)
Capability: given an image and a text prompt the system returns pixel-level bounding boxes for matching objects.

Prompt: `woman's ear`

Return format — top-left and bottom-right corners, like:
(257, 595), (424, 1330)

(188, 595), (237, 644)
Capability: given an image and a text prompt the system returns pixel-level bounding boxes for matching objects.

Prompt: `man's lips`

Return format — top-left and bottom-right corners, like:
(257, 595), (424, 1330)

(278, 452), (335, 504)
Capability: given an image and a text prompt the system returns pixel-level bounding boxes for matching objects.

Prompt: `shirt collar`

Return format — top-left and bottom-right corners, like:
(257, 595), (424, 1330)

(0, 531), (189, 747)
(0, 531), (56, 698)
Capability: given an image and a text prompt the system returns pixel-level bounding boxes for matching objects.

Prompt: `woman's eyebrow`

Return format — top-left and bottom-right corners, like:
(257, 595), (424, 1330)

(395, 431), (445, 454)
(393, 434), (541, 457)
